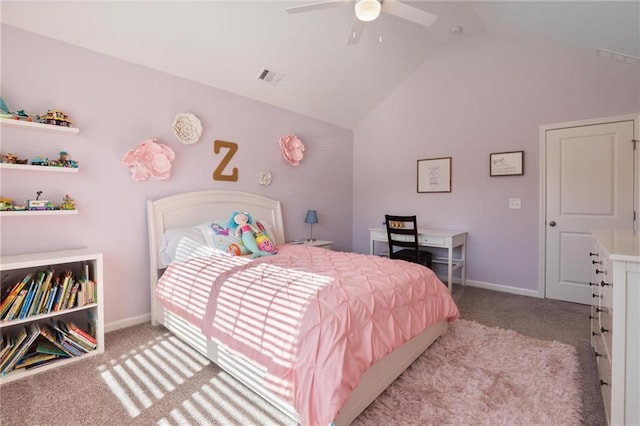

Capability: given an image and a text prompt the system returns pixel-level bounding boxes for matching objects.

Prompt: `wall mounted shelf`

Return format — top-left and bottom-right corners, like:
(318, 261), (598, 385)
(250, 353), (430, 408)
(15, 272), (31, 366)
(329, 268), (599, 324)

(0, 163), (79, 173)
(0, 210), (78, 217)
(0, 118), (80, 135)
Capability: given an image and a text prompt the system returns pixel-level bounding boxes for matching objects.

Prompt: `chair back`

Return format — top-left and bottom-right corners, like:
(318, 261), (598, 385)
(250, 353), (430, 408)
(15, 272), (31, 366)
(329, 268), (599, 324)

(384, 215), (420, 261)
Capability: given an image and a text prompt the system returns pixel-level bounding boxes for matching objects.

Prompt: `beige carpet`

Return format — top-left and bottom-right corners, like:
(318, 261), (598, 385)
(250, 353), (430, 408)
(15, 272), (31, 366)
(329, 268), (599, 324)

(0, 319), (581, 425)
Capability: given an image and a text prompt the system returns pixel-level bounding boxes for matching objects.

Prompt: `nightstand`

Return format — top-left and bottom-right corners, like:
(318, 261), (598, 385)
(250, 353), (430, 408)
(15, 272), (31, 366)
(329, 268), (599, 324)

(304, 240), (333, 250)
(290, 240), (333, 250)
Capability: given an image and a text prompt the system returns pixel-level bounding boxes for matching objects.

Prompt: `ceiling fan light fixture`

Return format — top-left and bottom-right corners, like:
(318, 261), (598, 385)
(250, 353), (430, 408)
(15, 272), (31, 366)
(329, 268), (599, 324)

(354, 0), (381, 22)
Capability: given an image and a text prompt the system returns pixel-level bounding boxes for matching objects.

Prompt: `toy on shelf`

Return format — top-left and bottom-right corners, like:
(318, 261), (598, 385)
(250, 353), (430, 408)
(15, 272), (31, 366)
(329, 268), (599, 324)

(31, 157), (49, 166)
(1, 153), (27, 164)
(0, 198), (13, 211)
(59, 194), (76, 210)
(0, 197), (25, 212)
(12, 110), (36, 122)
(39, 110), (73, 127)
(27, 191), (55, 211)
(49, 151), (78, 168)
(0, 96), (40, 121)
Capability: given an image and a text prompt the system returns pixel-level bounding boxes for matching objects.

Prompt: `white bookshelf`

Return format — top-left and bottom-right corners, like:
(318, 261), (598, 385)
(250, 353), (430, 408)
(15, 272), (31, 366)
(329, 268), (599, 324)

(0, 248), (104, 384)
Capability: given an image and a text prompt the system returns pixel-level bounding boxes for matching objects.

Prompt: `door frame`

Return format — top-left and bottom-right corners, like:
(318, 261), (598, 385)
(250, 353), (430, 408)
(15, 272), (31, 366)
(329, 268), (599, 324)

(538, 113), (639, 299)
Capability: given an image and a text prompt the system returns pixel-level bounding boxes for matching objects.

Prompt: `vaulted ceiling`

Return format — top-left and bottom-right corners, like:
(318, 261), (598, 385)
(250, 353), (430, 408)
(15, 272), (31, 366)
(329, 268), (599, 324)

(2, 1), (638, 128)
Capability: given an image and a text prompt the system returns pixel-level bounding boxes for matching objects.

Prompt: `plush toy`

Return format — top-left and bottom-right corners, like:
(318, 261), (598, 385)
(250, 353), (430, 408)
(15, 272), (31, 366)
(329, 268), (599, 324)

(255, 233), (277, 254)
(227, 211), (275, 258)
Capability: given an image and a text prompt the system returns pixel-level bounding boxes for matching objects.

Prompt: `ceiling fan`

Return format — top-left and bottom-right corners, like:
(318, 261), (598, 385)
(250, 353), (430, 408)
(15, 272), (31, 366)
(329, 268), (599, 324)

(286, 0), (438, 44)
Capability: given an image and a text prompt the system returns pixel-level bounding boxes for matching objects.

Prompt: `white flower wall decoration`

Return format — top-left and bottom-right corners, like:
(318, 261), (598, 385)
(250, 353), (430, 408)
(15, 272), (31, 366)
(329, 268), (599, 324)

(172, 113), (203, 144)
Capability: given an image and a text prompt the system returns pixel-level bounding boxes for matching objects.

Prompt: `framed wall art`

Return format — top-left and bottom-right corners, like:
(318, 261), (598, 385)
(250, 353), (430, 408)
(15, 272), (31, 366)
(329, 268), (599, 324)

(417, 157), (452, 193)
(490, 151), (524, 176)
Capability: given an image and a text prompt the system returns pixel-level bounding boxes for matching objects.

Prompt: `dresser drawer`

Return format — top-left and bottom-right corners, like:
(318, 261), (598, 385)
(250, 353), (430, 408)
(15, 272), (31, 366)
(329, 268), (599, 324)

(419, 235), (446, 246)
(596, 349), (612, 423)
(599, 307), (613, 359)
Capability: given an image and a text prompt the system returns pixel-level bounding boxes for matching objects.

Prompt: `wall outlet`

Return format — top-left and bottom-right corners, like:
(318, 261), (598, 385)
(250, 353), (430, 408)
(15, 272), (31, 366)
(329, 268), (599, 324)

(509, 198), (521, 209)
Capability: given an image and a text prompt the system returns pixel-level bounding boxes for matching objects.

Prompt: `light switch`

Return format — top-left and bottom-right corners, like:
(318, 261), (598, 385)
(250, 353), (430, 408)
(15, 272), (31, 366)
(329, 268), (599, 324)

(509, 198), (521, 209)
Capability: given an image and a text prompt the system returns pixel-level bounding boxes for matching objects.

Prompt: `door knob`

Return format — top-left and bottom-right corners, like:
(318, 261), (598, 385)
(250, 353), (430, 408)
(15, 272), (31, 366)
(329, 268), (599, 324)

(549, 221), (556, 227)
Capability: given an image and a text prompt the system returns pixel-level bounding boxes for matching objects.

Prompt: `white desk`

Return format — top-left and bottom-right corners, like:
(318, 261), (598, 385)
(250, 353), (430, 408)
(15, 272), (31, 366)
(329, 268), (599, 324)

(369, 228), (467, 291)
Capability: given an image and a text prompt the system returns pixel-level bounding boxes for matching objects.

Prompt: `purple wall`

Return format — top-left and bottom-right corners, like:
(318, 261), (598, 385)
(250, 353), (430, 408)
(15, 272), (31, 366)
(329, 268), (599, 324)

(0, 25), (353, 326)
(2, 25), (639, 325)
(353, 35), (639, 293)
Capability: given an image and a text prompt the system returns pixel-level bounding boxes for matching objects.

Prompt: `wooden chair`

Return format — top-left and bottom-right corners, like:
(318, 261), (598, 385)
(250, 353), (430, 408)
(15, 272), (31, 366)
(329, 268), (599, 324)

(384, 215), (433, 269)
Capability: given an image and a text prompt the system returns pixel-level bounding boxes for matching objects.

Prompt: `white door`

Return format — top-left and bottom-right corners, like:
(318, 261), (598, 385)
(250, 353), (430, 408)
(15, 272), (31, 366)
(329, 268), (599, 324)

(545, 120), (635, 304)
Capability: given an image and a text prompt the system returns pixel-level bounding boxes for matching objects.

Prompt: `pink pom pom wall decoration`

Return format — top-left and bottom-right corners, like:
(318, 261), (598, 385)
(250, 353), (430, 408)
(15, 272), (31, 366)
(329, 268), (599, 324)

(121, 138), (175, 182)
(279, 134), (305, 166)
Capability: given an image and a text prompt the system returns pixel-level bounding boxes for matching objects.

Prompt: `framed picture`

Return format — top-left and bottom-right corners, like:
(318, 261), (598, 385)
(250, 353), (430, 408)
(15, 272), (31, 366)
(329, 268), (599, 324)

(417, 157), (452, 193)
(490, 151), (524, 176)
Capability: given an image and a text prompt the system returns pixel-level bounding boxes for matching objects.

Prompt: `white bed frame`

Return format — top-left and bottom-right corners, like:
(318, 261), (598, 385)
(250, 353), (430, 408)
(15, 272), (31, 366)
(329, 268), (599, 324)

(147, 190), (447, 425)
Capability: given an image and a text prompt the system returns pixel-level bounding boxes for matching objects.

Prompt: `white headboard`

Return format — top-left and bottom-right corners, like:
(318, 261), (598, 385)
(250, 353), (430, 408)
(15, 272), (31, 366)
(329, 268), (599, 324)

(146, 190), (285, 324)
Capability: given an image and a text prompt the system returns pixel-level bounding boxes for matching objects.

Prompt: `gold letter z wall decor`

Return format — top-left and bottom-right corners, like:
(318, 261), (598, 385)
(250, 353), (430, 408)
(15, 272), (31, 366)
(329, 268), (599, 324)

(213, 140), (238, 182)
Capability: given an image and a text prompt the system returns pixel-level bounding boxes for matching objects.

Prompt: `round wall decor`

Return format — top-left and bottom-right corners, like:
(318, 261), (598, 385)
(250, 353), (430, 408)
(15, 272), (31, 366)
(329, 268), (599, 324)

(172, 112), (203, 144)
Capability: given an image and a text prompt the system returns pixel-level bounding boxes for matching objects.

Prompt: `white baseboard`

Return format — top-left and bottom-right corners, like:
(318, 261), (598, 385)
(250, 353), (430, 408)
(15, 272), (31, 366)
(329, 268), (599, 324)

(437, 275), (542, 298)
(461, 279), (541, 298)
(104, 313), (151, 333)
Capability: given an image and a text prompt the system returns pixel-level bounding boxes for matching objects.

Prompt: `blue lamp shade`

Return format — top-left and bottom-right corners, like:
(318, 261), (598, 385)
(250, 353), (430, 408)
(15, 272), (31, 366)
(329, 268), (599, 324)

(304, 210), (318, 224)
(304, 210), (318, 241)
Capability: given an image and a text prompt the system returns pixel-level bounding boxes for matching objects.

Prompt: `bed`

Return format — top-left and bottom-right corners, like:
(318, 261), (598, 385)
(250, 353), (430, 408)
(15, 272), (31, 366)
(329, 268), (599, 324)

(147, 190), (459, 426)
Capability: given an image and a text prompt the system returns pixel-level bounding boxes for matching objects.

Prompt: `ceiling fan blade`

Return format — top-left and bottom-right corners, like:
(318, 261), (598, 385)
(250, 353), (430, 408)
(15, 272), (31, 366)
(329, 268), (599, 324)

(346, 18), (365, 44)
(286, 0), (351, 14)
(381, 0), (438, 27)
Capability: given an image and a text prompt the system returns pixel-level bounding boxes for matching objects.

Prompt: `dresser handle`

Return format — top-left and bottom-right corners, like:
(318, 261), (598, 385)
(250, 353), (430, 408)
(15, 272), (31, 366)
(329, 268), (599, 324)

(600, 379), (609, 386)
(592, 331), (599, 336)
(592, 293), (602, 299)
(595, 269), (605, 275)
(589, 252), (599, 257)
(595, 351), (602, 358)
(592, 260), (603, 265)
(589, 315), (596, 320)
(601, 327), (609, 334)
(601, 281), (610, 287)
(589, 281), (598, 286)
(596, 307), (603, 313)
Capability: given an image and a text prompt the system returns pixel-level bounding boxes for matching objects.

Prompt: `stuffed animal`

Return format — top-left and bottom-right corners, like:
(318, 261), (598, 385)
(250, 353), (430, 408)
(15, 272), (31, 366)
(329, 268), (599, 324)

(227, 211), (275, 258)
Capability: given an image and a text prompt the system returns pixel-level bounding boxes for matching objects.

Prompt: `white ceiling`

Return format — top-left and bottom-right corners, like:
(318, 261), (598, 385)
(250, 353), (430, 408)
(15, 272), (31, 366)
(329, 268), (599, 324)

(2, 1), (638, 129)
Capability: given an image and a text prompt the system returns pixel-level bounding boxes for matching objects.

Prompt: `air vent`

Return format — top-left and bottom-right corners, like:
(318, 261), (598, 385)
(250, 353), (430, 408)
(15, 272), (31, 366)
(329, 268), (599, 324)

(257, 67), (284, 86)
(597, 48), (640, 65)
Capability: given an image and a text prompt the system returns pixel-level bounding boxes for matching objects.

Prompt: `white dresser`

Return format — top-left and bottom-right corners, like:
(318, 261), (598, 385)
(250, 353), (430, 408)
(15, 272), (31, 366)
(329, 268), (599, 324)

(590, 229), (640, 425)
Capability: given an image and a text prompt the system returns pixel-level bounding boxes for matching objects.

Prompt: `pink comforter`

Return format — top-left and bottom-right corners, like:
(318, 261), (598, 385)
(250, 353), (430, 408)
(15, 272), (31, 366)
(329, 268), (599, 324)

(157, 244), (459, 425)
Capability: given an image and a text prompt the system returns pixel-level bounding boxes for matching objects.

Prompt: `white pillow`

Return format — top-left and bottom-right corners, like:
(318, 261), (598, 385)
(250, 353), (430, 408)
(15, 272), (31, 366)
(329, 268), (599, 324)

(158, 226), (214, 268)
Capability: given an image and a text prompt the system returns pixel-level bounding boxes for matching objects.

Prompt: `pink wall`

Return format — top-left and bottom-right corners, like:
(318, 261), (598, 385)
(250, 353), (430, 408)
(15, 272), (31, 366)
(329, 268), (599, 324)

(353, 34), (639, 292)
(0, 25), (353, 326)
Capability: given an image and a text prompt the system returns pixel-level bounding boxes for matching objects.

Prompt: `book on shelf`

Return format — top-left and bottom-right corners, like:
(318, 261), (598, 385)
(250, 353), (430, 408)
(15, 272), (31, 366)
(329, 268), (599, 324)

(0, 274), (32, 319)
(65, 321), (97, 349)
(44, 280), (59, 314)
(67, 282), (79, 310)
(52, 320), (93, 353)
(14, 352), (58, 369)
(39, 323), (75, 357)
(30, 269), (54, 316)
(53, 271), (72, 312)
(76, 278), (97, 306)
(0, 334), (13, 362)
(0, 323), (40, 375)
(4, 289), (28, 321)
(0, 327), (27, 372)
(18, 279), (38, 319)
(35, 341), (70, 358)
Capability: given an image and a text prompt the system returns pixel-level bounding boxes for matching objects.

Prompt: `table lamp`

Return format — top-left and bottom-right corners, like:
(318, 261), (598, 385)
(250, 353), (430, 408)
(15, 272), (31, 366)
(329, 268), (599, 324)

(305, 210), (318, 242)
